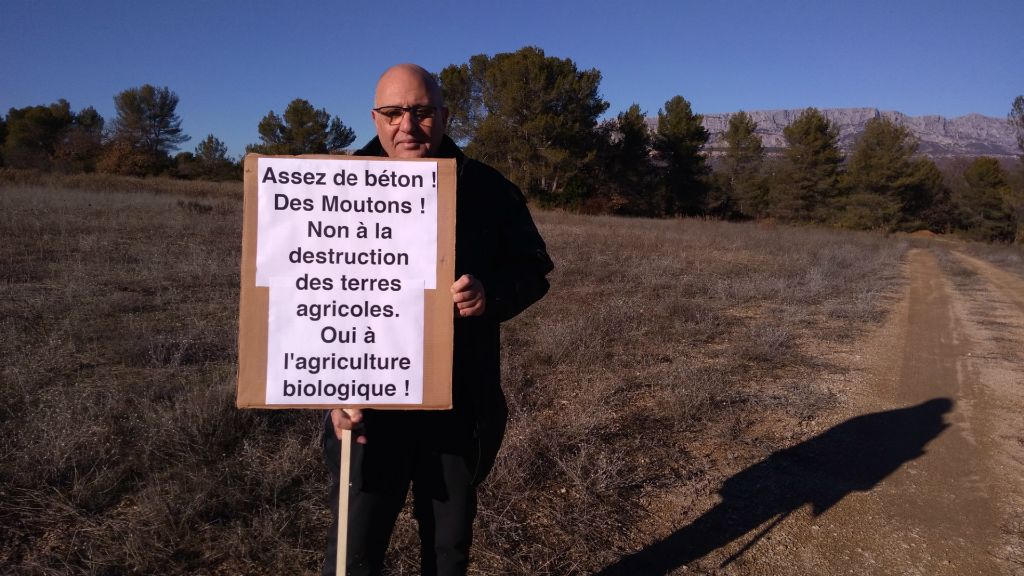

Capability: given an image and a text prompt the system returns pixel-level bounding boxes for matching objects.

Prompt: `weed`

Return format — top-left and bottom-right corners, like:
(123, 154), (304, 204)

(0, 185), (906, 574)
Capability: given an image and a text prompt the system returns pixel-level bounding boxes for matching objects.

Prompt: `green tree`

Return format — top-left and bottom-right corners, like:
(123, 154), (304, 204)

(0, 116), (7, 166)
(1011, 96), (1024, 189)
(171, 151), (197, 179)
(772, 108), (843, 222)
(173, 134), (238, 180)
(720, 111), (766, 218)
(437, 64), (480, 145)
(194, 134), (237, 179)
(106, 85), (190, 173)
(247, 99), (354, 155)
(1010, 95), (1024, 155)
(653, 95), (709, 215)
(841, 116), (945, 231)
(954, 157), (1015, 242)
(590, 104), (655, 214)
(195, 133), (228, 164)
(54, 106), (105, 173)
(908, 159), (953, 233)
(439, 46), (608, 204)
(3, 100), (74, 169)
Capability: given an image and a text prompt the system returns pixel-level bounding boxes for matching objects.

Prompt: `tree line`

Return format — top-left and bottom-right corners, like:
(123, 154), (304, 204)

(3, 46), (1022, 242)
(0, 88), (355, 182)
(439, 47), (1023, 243)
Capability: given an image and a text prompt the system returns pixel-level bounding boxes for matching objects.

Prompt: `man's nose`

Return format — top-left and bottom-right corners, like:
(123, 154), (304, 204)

(399, 110), (419, 132)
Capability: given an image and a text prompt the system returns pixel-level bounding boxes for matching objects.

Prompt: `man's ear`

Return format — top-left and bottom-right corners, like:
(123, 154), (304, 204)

(440, 106), (450, 130)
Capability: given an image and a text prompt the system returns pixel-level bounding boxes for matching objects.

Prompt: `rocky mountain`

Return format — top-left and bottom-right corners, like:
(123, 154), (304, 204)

(650, 108), (1019, 158)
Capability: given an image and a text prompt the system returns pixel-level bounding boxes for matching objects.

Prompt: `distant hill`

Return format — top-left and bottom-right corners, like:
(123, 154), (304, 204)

(647, 108), (1019, 158)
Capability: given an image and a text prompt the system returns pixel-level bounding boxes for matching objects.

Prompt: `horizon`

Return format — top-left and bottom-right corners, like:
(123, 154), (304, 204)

(698, 108), (1005, 118)
(3, 0), (1021, 158)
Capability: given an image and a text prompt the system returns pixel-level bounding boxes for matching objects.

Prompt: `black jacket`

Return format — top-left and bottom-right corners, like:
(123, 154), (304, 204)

(342, 136), (553, 483)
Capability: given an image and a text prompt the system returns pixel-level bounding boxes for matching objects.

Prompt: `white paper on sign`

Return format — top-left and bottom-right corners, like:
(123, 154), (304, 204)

(254, 156), (438, 406)
(265, 275), (425, 405)
(255, 157), (438, 288)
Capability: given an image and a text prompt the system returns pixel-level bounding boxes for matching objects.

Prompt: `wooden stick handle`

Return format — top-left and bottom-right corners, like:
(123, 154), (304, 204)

(336, 428), (352, 576)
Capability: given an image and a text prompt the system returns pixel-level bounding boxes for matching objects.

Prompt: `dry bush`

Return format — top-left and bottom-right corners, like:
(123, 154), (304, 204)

(0, 187), (906, 575)
(0, 186), (323, 575)
(931, 247), (983, 293)
(904, 232), (1024, 279)
(958, 239), (1024, 277)
(0, 168), (241, 198)
(452, 214), (906, 574)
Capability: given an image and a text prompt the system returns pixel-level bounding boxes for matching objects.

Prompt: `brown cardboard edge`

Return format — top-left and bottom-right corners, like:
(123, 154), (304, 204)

(236, 154), (455, 410)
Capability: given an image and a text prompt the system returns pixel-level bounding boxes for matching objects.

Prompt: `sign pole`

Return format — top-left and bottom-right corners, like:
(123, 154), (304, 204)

(336, 428), (352, 576)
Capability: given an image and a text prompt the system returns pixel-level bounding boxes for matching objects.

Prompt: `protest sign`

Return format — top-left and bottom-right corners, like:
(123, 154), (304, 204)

(236, 154), (456, 409)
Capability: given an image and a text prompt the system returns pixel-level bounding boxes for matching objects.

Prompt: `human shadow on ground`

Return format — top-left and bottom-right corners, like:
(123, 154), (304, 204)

(596, 398), (953, 575)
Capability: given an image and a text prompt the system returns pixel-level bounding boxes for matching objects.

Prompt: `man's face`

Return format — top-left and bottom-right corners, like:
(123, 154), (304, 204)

(372, 69), (448, 159)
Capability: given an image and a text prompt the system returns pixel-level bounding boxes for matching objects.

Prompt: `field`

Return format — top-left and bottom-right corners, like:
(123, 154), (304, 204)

(1, 179), (913, 574)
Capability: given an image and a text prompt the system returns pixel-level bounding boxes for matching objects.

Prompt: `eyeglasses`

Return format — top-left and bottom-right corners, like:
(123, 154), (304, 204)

(373, 105), (438, 126)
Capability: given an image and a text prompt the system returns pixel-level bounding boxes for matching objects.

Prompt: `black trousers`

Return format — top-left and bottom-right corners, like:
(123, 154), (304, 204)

(322, 413), (477, 576)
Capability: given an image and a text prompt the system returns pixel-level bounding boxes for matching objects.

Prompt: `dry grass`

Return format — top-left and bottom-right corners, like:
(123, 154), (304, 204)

(446, 215), (905, 575)
(0, 183), (907, 575)
(958, 241), (1024, 278)
(1, 185), (324, 574)
(902, 231), (1024, 280)
(0, 168), (242, 199)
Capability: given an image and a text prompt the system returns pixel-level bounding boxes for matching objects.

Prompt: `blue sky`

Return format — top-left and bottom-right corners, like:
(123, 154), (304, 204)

(2, 0), (1021, 158)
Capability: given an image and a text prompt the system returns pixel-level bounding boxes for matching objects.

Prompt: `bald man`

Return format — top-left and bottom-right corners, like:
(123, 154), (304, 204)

(322, 64), (553, 576)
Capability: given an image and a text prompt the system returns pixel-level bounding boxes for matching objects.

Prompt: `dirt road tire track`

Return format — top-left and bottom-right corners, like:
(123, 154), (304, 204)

(601, 247), (1024, 575)
(743, 247), (1024, 575)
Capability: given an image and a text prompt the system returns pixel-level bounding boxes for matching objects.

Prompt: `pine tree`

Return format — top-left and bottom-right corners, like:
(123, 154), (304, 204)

(955, 157), (1015, 242)
(107, 85), (190, 173)
(194, 134), (237, 180)
(591, 104), (655, 214)
(720, 111), (766, 217)
(1010, 96), (1024, 188)
(247, 99), (355, 155)
(0, 116), (6, 166)
(841, 116), (945, 231)
(772, 108), (843, 222)
(1010, 95), (1024, 155)
(2, 100), (74, 169)
(439, 47), (608, 204)
(54, 106), (105, 173)
(653, 95), (709, 216)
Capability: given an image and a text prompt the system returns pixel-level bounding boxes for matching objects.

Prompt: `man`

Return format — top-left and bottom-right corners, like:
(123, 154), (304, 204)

(322, 64), (553, 576)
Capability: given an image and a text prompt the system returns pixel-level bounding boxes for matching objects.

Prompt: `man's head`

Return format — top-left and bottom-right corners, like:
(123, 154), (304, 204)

(372, 64), (448, 158)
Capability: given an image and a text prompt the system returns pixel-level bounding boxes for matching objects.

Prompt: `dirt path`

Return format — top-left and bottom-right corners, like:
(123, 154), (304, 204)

(599, 247), (1024, 575)
(731, 247), (1024, 575)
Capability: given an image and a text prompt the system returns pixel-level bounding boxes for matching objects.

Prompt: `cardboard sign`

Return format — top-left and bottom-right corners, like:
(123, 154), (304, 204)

(237, 154), (456, 409)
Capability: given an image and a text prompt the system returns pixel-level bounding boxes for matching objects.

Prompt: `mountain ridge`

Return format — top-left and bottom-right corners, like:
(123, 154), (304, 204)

(647, 108), (1019, 158)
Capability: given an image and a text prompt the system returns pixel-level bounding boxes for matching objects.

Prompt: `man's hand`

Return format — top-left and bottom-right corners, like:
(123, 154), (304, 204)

(451, 274), (486, 317)
(330, 408), (367, 444)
